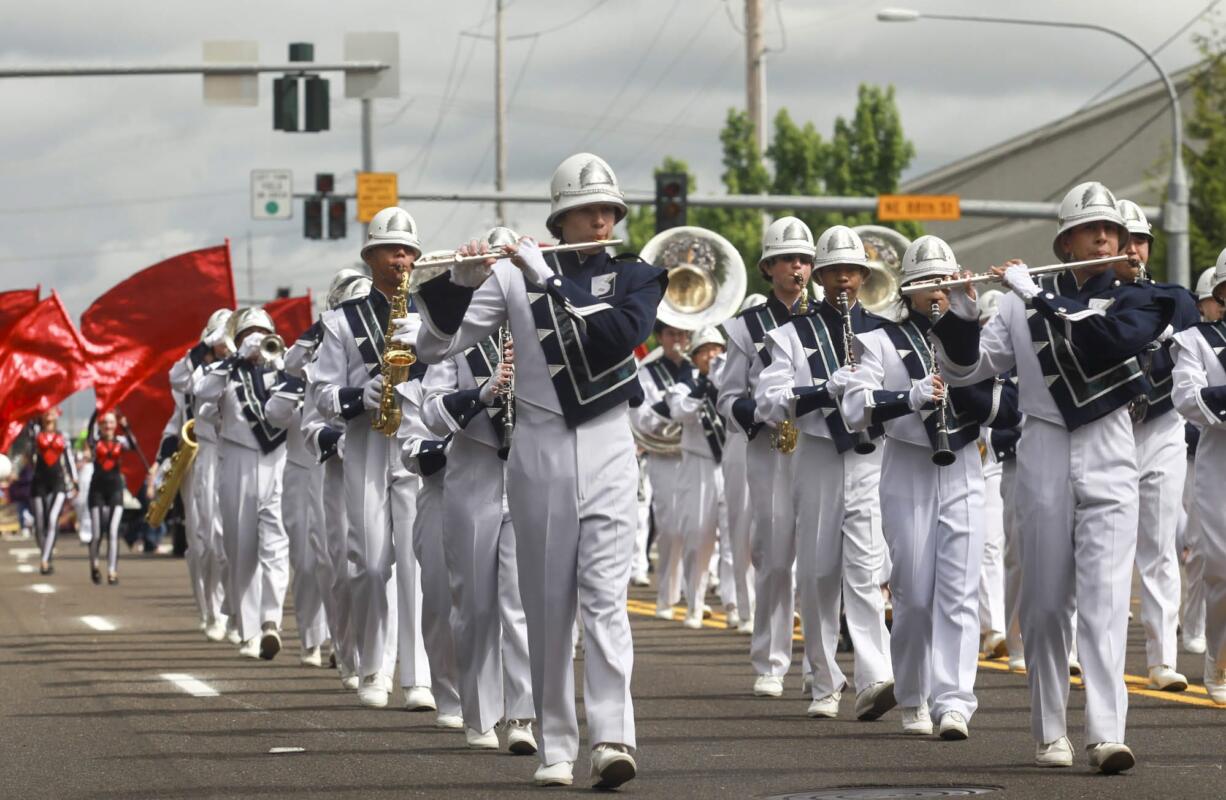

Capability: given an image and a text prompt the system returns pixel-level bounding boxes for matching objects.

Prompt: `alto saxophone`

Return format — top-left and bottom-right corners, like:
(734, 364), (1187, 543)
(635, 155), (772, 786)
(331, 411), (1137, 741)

(371, 270), (417, 436)
(771, 273), (807, 456)
(146, 419), (198, 526)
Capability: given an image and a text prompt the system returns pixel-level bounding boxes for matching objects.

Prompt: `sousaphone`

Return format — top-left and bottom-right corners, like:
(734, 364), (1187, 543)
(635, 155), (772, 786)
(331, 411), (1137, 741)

(853, 224), (911, 322)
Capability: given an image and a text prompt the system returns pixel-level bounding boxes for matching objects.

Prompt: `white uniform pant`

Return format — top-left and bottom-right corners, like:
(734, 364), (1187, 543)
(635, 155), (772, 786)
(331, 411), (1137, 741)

(181, 456), (208, 624)
(409, 473), (461, 712)
(321, 456), (357, 674)
(882, 439), (984, 720)
(1016, 411), (1137, 744)
(507, 402), (637, 766)
(978, 459), (1006, 637)
(719, 431), (754, 618)
(443, 437), (534, 732)
(1181, 456), (1206, 642)
(632, 457), (651, 581)
(677, 450), (722, 621)
(1133, 411), (1187, 668)
(283, 461), (329, 650)
(190, 441), (228, 626)
(1000, 461), (1023, 659)
(792, 435), (892, 698)
(218, 443), (289, 642)
(1193, 429), (1226, 668)
(748, 433), (798, 677)
(648, 453), (684, 612)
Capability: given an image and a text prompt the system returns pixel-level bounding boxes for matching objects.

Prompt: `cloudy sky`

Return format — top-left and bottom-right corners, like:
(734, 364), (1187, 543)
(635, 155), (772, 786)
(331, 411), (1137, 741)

(0, 0), (1217, 320)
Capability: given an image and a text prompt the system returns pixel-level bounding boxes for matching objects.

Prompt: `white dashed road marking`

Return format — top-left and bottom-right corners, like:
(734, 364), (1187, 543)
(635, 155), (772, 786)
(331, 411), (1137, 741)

(160, 674), (220, 698)
(81, 616), (116, 632)
(29, 583), (55, 594)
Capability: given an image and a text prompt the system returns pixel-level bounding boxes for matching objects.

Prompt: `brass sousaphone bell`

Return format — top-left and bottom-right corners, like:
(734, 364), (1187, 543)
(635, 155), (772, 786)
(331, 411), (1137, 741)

(852, 224), (912, 322)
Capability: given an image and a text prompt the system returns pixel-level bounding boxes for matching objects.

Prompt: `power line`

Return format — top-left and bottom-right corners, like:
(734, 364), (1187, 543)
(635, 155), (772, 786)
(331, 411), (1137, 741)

(508, 0), (612, 38)
(0, 189), (244, 215)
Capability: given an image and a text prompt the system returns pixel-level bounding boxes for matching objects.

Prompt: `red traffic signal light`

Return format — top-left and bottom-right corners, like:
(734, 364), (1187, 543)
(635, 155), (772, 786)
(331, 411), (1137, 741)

(327, 198), (347, 239)
(304, 198), (323, 240)
(654, 172), (688, 233)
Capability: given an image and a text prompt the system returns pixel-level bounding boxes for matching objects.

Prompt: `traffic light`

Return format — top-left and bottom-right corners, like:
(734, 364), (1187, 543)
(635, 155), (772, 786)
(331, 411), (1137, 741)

(273, 76), (298, 132)
(304, 76), (330, 132)
(304, 197), (323, 240)
(655, 172), (688, 233)
(327, 198), (347, 239)
(315, 173), (335, 194)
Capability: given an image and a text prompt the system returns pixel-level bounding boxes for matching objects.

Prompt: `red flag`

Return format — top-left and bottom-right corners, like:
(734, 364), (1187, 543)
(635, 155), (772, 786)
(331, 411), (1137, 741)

(264, 292), (314, 341)
(0, 287), (40, 341)
(80, 244), (236, 482)
(0, 292), (92, 452)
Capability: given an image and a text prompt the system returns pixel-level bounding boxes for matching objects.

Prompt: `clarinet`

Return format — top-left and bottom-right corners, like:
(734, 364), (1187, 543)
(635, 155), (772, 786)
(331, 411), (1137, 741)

(496, 326), (515, 461)
(837, 290), (876, 455)
(928, 301), (956, 466)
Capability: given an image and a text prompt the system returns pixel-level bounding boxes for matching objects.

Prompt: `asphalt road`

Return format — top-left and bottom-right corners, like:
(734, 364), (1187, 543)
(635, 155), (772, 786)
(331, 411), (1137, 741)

(2, 536), (1223, 800)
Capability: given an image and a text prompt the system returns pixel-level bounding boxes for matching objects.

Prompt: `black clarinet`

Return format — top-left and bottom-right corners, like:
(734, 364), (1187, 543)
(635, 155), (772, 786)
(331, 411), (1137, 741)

(837, 290), (876, 455)
(928, 302), (956, 466)
(496, 327), (515, 461)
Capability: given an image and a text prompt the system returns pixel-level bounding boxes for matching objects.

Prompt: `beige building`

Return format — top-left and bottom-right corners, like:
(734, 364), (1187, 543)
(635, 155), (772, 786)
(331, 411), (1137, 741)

(902, 64), (1197, 275)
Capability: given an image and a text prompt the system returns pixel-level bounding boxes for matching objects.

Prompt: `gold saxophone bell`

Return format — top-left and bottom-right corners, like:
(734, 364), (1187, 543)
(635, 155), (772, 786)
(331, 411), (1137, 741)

(772, 418), (799, 455)
(146, 419), (199, 526)
(372, 270), (416, 436)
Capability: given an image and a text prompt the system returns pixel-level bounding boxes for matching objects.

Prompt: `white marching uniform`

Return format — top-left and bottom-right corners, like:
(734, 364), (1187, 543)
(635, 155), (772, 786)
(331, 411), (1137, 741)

(710, 355), (753, 625)
(311, 289), (428, 687)
(717, 297), (796, 676)
(933, 269), (1171, 745)
(755, 301), (893, 700)
(978, 453), (1006, 642)
(420, 350), (534, 732)
(195, 358), (290, 644)
(415, 247), (664, 766)
(1172, 322), (1226, 671)
(265, 376), (330, 652)
(630, 351), (687, 615)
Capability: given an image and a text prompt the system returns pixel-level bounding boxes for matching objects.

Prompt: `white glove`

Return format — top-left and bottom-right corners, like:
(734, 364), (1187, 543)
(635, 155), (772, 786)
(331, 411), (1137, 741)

(947, 287), (979, 321)
(451, 258), (493, 289)
(514, 239), (554, 287)
(1002, 264), (1039, 301)
(908, 375), (939, 411)
(826, 364), (855, 398)
(336, 433), (346, 460)
(362, 374), (385, 411)
(1156, 324), (1175, 343)
(390, 315), (422, 347)
(237, 335), (261, 360)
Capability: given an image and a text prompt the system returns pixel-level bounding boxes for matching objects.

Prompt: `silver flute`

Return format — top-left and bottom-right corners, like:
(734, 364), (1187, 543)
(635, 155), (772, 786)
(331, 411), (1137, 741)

(899, 255), (1135, 296)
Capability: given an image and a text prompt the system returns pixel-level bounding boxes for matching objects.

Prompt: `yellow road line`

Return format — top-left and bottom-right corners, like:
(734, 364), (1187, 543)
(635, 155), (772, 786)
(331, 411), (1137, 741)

(627, 599), (1223, 709)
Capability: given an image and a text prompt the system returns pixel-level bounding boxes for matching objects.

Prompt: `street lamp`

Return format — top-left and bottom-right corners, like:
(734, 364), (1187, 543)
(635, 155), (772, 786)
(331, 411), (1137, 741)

(877, 8), (1191, 288)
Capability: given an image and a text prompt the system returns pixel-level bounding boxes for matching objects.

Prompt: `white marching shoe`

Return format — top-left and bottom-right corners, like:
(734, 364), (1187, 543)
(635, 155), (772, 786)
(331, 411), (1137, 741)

(981, 631), (1007, 659)
(1147, 664), (1188, 692)
(1204, 657), (1226, 705)
(299, 645), (322, 668)
(1035, 736), (1073, 768)
(1087, 742), (1135, 774)
(465, 728), (499, 749)
(938, 711), (968, 741)
(339, 668), (360, 691)
(590, 743), (636, 789)
(682, 614), (703, 630)
(1184, 634), (1207, 655)
(806, 692), (840, 719)
(506, 719), (537, 755)
(629, 573), (650, 587)
(204, 620), (227, 642)
(1008, 655), (1026, 672)
(753, 674), (783, 697)
(238, 638), (261, 659)
(434, 713), (464, 729)
(226, 624), (242, 645)
(357, 674), (389, 708)
(654, 606), (675, 621)
(737, 619), (753, 634)
(533, 760), (574, 787)
(900, 706), (932, 735)
(726, 609), (742, 629)
(403, 685), (437, 712)
(855, 680), (897, 721)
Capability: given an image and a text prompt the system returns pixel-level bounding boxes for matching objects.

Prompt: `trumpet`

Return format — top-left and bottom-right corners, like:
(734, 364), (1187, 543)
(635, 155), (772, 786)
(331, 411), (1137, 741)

(414, 239), (623, 269)
(899, 255), (1135, 296)
(259, 333), (286, 362)
(928, 301), (956, 467)
(837, 290), (876, 455)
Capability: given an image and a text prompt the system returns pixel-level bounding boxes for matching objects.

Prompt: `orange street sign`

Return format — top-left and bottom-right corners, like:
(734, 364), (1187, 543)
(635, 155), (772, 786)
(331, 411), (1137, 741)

(356, 172), (399, 223)
(877, 194), (960, 222)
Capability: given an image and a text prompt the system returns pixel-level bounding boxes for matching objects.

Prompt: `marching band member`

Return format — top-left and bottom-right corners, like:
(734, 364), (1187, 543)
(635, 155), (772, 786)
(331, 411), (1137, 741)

(265, 356), (330, 667)
(1171, 252), (1226, 705)
(311, 208), (434, 709)
(31, 408), (77, 575)
(414, 153), (665, 788)
(632, 322), (691, 619)
(169, 309), (232, 642)
(840, 235), (1016, 740)
(87, 411), (132, 585)
(755, 224), (895, 721)
(195, 307), (290, 661)
(716, 219), (811, 694)
(664, 327), (728, 629)
(301, 269), (370, 687)
(930, 182), (1174, 772)
(1115, 199), (1199, 692)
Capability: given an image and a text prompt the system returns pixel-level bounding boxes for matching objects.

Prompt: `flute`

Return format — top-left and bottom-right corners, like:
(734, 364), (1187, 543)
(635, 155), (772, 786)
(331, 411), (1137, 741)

(415, 239), (623, 269)
(899, 255), (1135, 296)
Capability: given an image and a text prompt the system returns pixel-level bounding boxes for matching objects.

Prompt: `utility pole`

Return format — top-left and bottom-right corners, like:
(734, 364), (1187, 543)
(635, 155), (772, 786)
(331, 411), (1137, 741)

(745, 0), (766, 158)
(360, 98), (374, 171)
(494, 0), (507, 226)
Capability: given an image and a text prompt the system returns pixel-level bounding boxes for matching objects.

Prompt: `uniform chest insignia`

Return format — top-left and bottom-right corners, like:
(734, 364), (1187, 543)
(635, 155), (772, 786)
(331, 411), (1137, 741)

(591, 272), (616, 298)
(1088, 297), (1115, 312)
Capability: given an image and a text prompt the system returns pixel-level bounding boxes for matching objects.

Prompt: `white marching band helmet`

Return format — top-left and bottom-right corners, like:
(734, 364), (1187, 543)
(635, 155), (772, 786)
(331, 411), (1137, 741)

(326, 266), (372, 310)
(1213, 247), (1226, 297)
(900, 235), (959, 286)
(362, 207), (422, 258)
(224, 306), (277, 352)
(546, 153), (628, 237)
(1053, 182), (1129, 261)
(1116, 198), (1153, 241)
(813, 225), (869, 270)
(760, 217), (817, 265)
(978, 289), (1005, 322)
(688, 326), (726, 356)
(1196, 265), (1219, 300)
(485, 226), (521, 249)
(200, 308), (233, 347)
